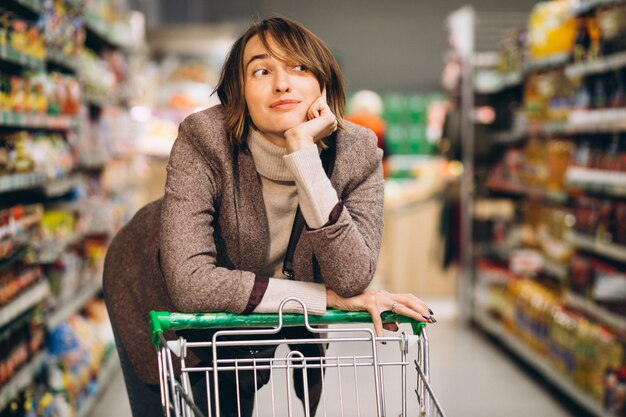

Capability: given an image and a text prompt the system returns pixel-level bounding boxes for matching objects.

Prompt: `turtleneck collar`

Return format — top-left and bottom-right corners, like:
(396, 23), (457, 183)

(247, 128), (294, 182)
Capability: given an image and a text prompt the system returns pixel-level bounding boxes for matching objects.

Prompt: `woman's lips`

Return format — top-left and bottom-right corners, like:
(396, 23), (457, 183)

(270, 100), (300, 110)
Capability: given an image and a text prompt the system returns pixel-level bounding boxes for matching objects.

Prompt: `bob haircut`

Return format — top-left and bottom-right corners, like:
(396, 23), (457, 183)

(215, 17), (346, 145)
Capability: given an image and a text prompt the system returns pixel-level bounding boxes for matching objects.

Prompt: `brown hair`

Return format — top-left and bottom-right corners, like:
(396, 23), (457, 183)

(214, 17), (345, 145)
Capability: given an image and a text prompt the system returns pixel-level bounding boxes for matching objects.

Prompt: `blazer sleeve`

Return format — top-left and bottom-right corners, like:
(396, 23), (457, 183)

(304, 129), (385, 298)
(160, 120), (262, 313)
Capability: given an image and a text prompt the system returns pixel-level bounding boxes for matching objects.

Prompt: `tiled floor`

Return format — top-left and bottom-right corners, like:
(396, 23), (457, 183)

(91, 300), (586, 417)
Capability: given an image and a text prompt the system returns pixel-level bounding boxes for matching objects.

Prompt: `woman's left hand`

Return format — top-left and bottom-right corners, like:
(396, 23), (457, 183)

(326, 288), (436, 337)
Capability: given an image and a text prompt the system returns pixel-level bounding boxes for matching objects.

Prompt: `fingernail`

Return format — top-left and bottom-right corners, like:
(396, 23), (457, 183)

(428, 308), (434, 315)
(421, 314), (437, 324)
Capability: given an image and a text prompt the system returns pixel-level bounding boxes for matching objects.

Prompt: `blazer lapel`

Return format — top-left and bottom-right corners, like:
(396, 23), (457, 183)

(234, 145), (270, 274)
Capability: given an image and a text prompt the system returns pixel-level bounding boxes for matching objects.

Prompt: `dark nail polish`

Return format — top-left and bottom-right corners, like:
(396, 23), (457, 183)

(421, 314), (436, 324)
(428, 308), (434, 315)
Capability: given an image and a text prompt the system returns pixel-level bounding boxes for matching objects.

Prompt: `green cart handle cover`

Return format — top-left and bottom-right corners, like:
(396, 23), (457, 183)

(149, 309), (425, 347)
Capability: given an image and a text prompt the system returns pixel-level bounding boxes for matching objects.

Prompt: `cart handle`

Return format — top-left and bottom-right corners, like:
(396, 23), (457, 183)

(149, 309), (425, 347)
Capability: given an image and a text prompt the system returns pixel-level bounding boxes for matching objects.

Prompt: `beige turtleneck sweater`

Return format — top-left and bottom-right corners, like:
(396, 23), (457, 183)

(247, 129), (339, 315)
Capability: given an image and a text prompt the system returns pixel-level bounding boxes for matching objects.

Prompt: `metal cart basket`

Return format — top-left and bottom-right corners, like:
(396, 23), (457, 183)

(149, 297), (446, 417)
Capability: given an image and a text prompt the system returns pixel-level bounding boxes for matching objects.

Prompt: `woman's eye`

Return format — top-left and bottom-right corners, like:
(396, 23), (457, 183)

(252, 68), (268, 76)
(293, 65), (307, 72)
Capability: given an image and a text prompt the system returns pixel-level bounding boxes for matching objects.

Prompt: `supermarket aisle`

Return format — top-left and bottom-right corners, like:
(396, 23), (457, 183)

(91, 301), (581, 417)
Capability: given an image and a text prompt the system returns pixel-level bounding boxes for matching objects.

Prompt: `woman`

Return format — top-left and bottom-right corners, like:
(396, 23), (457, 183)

(104, 16), (435, 417)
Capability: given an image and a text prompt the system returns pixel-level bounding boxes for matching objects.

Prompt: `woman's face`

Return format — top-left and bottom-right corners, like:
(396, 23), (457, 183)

(243, 34), (321, 145)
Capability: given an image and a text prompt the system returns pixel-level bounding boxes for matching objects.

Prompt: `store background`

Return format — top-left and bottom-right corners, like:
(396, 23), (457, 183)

(1, 0), (625, 416)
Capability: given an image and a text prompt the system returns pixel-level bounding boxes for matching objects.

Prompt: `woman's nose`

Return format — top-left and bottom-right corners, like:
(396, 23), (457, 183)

(274, 71), (291, 93)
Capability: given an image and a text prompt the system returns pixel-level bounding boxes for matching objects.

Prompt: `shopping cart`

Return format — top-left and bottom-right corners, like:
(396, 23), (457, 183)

(149, 297), (446, 417)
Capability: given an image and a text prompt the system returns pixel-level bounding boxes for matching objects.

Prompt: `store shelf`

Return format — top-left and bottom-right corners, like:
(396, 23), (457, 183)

(45, 175), (82, 198)
(482, 244), (568, 281)
(12, 0), (43, 13)
(569, 0), (624, 17)
(566, 166), (626, 197)
(567, 108), (626, 133)
(79, 156), (110, 170)
(0, 246), (29, 272)
(523, 53), (570, 74)
(475, 71), (523, 94)
(0, 352), (47, 412)
(47, 280), (102, 329)
(0, 280), (50, 329)
(76, 352), (120, 417)
(473, 309), (614, 417)
(83, 13), (132, 52)
(0, 111), (80, 130)
(3, 0), (43, 18)
(565, 231), (626, 263)
(565, 292), (626, 334)
(566, 51), (626, 79)
(0, 172), (47, 194)
(486, 180), (568, 203)
(524, 109), (626, 135)
(542, 258), (568, 281)
(45, 49), (79, 74)
(37, 232), (85, 264)
(491, 129), (527, 144)
(0, 45), (45, 71)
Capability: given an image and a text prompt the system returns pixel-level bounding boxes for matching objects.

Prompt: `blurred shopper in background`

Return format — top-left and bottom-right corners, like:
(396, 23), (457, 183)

(346, 90), (390, 177)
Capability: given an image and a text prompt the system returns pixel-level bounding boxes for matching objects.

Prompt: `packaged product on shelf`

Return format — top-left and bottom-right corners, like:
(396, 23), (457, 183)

(46, 305), (114, 415)
(546, 138), (573, 191)
(596, 3), (626, 56)
(0, 265), (42, 307)
(497, 28), (524, 75)
(43, 0), (85, 57)
(504, 278), (625, 406)
(569, 253), (594, 296)
(45, 251), (83, 302)
(616, 202), (626, 244)
(24, 132), (76, 181)
(0, 311), (45, 389)
(526, 0), (577, 61)
(592, 268), (626, 317)
(8, 19), (45, 60)
(523, 137), (547, 186)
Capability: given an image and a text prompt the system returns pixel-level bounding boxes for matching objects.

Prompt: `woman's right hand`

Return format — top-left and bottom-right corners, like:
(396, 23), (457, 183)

(326, 288), (436, 337)
(284, 89), (337, 153)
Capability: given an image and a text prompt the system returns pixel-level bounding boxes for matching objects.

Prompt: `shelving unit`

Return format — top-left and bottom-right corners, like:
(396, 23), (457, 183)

(474, 309), (617, 417)
(565, 50), (626, 79)
(0, 353), (47, 412)
(523, 52), (570, 74)
(0, 280), (50, 329)
(566, 167), (626, 196)
(564, 292), (626, 334)
(0, 172), (47, 193)
(485, 180), (569, 203)
(0, 111), (80, 130)
(76, 352), (120, 417)
(45, 49), (80, 74)
(0, 1), (143, 414)
(0, 45), (44, 71)
(565, 231), (626, 263)
(46, 280), (102, 330)
(450, 1), (626, 414)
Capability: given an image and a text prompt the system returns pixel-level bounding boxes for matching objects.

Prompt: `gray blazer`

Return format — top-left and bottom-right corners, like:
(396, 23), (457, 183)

(103, 105), (384, 384)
